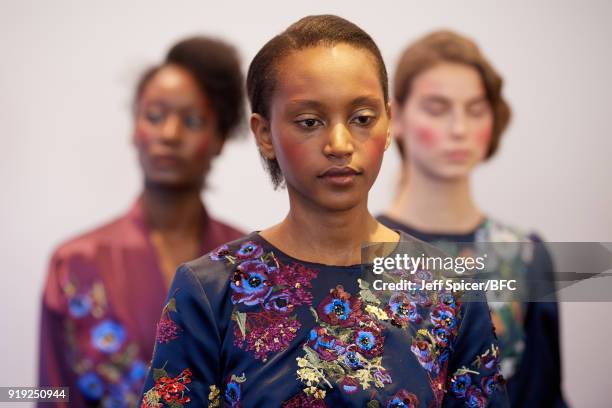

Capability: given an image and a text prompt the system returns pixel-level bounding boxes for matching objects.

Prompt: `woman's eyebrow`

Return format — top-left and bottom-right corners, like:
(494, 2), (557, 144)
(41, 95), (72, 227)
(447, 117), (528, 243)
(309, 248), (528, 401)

(286, 99), (326, 110)
(349, 96), (382, 108)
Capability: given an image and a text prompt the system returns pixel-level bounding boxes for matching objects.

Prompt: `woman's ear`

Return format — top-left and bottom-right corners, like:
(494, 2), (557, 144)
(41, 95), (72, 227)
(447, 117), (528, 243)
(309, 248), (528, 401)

(385, 102), (392, 150)
(250, 113), (275, 160)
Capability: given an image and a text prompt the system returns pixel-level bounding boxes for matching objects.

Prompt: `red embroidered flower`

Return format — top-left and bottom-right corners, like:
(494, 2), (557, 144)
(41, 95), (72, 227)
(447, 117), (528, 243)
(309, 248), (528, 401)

(281, 393), (327, 408)
(152, 368), (192, 405)
(156, 317), (179, 343)
(386, 389), (419, 408)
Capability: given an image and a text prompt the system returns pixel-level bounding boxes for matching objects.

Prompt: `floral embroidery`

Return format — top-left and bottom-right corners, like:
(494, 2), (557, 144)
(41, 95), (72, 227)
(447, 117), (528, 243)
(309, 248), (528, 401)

(282, 392), (327, 407)
(385, 389), (419, 408)
(156, 294), (180, 344)
(294, 286), (391, 398)
(208, 385), (220, 408)
(210, 242), (318, 362)
(78, 372), (104, 401)
(141, 367), (192, 408)
(91, 319), (127, 354)
(449, 345), (504, 406)
(224, 373), (246, 408)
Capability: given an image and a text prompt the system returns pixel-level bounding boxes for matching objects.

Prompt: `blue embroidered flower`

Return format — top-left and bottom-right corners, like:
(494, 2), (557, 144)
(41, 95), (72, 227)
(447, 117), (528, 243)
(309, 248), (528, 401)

(231, 260), (273, 305)
(466, 386), (487, 407)
(439, 291), (457, 309)
(91, 319), (126, 354)
(317, 286), (361, 327)
(106, 382), (130, 408)
(128, 360), (147, 384)
(430, 304), (456, 330)
(481, 375), (498, 397)
(343, 349), (366, 370)
(433, 326), (451, 348)
(264, 290), (293, 314)
(68, 294), (92, 318)
(386, 389), (419, 408)
(235, 241), (263, 260)
(308, 327), (345, 361)
(225, 380), (241, 407)
(450, 373), (471, 398)
(353, 326), (384, 357)
(210, 244), (231, 261)
(386, 292), (421, 326)
(78, 372), (104, 401)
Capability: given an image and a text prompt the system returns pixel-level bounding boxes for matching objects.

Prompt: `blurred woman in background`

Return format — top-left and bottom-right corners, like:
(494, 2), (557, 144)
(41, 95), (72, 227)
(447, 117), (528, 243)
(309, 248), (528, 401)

(38, 36), (245, 406)
(378, 30), (566, 407)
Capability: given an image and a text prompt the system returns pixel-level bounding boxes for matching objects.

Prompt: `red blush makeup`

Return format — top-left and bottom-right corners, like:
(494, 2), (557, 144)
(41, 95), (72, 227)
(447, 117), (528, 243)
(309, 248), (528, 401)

(415, 126), (439, 148)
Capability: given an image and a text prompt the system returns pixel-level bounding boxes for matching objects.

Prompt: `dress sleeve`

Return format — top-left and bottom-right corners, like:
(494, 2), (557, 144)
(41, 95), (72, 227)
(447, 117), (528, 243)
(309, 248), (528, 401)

(443, 292), (510, 408)
(139, 263), (222, 407)
(37, 251), (76, 408)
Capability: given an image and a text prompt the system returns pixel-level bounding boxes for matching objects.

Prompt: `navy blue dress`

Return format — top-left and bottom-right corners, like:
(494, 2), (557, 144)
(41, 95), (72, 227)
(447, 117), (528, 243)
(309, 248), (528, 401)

(139, 232), (508, 407)
(377, 216), (567, 408)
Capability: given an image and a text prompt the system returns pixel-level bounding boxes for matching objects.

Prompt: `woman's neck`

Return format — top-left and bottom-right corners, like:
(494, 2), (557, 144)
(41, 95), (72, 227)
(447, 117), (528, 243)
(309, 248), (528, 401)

(142, 185), (205, 237)
(386, 164), (484, 234)
(261, 189), (397, 266)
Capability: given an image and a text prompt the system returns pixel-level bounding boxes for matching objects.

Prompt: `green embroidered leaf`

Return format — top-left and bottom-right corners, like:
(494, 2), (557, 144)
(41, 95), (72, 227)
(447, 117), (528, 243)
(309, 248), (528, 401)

(367, 400), (381, 408)
(359, 288), (381, 305)
(233, 311), (247, 339)
(309, 307), (319, 321)
(168, 402), (183, 408)
(153, 368), (168, 381)
(358, 278), (370, 290)
(303, 346), (321, 365)
(167, 298), (177, 312)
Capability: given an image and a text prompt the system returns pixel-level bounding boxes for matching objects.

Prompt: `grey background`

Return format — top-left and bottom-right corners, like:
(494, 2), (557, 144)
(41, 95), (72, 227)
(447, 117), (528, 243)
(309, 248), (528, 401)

(1, 0), (611, 406)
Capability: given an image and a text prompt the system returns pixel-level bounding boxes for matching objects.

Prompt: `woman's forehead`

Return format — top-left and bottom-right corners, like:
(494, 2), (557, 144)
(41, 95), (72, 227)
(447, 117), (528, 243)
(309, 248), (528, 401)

(273, 44), (384, 104)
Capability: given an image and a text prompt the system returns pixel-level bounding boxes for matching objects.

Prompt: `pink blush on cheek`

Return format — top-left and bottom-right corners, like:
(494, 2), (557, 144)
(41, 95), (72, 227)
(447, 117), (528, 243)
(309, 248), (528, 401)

(194, 137), (212, 158)
(134, 125), (151, 146)
(414, 126), (439, 148)
(475, 125), (492, 148)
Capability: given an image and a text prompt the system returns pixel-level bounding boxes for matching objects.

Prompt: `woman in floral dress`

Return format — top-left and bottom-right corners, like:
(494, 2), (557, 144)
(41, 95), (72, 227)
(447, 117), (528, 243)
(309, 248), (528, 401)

(140, 16), (508, 408)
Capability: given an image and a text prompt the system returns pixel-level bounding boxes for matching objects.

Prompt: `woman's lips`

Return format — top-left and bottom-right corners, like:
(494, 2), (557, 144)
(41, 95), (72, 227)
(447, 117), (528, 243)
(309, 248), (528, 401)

(445, 149), (471, 162)
(318, 166), (361, 187)
(150, 154), (182, 167)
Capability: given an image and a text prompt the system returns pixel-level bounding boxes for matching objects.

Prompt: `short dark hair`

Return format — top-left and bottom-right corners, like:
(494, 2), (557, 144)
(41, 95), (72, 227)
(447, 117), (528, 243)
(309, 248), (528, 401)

(246, 15), (388, 188)
(134, 36), (245, 140)
(394, 30), (511, 160)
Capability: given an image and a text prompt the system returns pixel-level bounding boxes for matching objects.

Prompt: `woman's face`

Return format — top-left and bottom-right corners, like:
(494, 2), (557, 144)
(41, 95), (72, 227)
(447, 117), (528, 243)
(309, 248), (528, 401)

(394, 62), (494, 181)
(254, 44), (390, 211)
(133, 64), (223, 189)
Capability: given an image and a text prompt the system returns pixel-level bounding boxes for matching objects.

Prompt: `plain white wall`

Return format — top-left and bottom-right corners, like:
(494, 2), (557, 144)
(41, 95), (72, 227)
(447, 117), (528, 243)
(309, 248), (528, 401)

(1, 0), (611, 406)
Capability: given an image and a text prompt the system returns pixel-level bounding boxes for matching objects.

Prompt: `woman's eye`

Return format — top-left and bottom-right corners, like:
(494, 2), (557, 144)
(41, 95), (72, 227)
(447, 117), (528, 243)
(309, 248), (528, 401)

(295, 118), (323, 129)
(467, 103), (490, 118)
(351, 115), (375, 126)
(145, 110), (165, 124)
(423, 102), (448, 116)
(183, 115), (204, 130)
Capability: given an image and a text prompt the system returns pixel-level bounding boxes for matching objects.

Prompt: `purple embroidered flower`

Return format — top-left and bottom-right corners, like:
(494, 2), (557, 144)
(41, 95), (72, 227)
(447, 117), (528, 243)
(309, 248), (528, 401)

(481, 375), (499, 397)
(414, 269), (433, 283)
(91, 319), (126, 354)
(450, 373), (472, 398)
(353, 326), (384, 358)
(210, 244), (231, 261)
(156, 316), (179, 344)
(466, 386), (487, 408)
(282, 393), (327, 408)
(433, 326), (451, 348)
(340, 376), (360, 394)
(342, 349), (366, 370)
(68, 294), (92, 318)
(235, 241), (263, 260)
(307, 327), (345, 361)
(479, 348), (500, 371)
(78, 372), (104, 401)
(408, 288), (432, 307)
(264, 290), (294, 314)
(411, 339), (437, 373)
(317, 286), (362, 327)
(231, 260), (273, 306)
(386, 389), (419, 408)
(270, 262), (318, 305)
(386, 292), (421, 326)
(374, 368), (392, 385)
(430, 304), (456, 330)
(225, 379), (241, 407)
(233, 313), (300, 362)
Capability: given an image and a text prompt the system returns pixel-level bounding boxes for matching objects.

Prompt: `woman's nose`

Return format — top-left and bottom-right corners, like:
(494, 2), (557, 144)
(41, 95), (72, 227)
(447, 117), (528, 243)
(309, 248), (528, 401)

(324, 123), (354, 158)
(160, 114), (182, 142)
